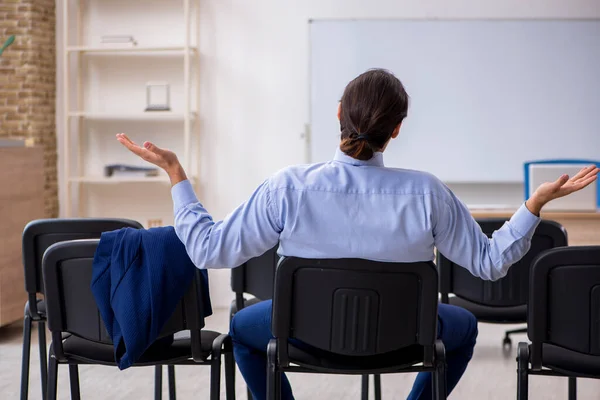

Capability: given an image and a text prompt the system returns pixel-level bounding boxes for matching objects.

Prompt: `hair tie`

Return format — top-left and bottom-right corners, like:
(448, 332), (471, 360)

(356, 134), (369, 141)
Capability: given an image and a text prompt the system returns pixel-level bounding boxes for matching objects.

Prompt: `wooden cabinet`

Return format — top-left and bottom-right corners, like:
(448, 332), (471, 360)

(470, 210), (600, 246)
(0, 146), (45, 326)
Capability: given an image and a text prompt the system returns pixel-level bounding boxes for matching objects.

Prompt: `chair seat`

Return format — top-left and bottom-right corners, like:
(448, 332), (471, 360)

(36, 299), (46, 315)
(542, 343), (600, 378)
(25, 299), (46, 319)
(287, 343), (425, 373)
(449, 296), (526, 323)
(230, 296), (264, 315)
(59, 330), (221, 366)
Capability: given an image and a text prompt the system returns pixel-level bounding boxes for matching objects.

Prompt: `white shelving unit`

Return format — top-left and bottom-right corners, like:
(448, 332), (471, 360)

(66, 46), (197, 54)
(62, 0), (199, 223)
(67, 111), (197, 121)
(70, 176), (172, 184)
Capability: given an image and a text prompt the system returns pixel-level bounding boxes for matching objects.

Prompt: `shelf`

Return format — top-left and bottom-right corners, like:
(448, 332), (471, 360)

(70, 175), (197, 185)
(68, 112), (197, 121)
(69, 175), (200, 186)
(66, 46), (197, 55)
(70, 176), (170, 184)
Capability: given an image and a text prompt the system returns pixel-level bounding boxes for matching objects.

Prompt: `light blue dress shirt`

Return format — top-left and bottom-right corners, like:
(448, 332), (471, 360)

(172, 148), (540, 281)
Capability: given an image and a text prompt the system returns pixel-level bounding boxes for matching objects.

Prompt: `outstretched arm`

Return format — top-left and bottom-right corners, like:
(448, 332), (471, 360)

(434, 165), (598, 281)
(116, 133), (282, 268)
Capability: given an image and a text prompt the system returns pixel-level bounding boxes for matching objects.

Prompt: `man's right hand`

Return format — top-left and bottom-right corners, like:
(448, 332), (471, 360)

(526, 165), (599, 215)
(116, 133), (188, 186)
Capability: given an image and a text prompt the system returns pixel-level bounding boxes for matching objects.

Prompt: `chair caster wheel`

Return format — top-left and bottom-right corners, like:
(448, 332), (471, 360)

(502, 337), (512, 357)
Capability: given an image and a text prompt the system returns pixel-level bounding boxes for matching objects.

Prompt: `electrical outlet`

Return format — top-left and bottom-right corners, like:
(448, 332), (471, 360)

(147, 218), (163, 228)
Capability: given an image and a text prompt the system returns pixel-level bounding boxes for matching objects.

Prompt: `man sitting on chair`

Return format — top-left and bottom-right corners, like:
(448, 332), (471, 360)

(117, 69), (598, 400)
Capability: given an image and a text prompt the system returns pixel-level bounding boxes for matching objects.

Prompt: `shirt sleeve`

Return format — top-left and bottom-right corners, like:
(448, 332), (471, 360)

(170, 179), (282, 269)
(432, 188), (541, 281)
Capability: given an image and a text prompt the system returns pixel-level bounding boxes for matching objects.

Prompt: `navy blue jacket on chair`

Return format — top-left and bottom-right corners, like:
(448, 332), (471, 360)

(91, 226), (211, 370)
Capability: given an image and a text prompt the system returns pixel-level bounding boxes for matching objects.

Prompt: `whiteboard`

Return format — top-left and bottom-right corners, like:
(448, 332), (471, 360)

(309, 20), (600, 182)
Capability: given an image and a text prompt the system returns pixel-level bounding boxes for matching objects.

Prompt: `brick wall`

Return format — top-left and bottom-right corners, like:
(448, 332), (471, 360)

(0, 0), (57, 217)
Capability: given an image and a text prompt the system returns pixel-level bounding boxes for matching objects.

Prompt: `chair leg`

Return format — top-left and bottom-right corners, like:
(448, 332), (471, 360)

(374, 374), (381, 400)
(68, 365), (81, 400)
(224, 345), (236, 400)
(211, 348), (223, 400)
(231, 305), (249, 400)
(505, 327), (527, 337)
(361, 375), (369, 400)
(231, 344), (251, 400)
(47, 357), (58, 400)
(516, 342), (529, 400)
(436, 361), (447, 400)
(168, 366), (176, 400)
(20, 313), (32, 400)
(275, 366), (282, 400)
(266, 339), (280, 400)
(154, 366), (163, 400)
(432, 366), (439, 400)
(434, 340), (447, 400)
(38, 320), (48, 400)
(568, 377), (576, 400)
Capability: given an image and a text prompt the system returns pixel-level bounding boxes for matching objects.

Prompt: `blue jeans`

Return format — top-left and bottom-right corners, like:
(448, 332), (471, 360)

(230, 301), (478, 400)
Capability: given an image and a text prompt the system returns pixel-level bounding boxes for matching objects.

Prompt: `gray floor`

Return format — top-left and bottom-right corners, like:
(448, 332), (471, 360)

(1, 308), (598, 399)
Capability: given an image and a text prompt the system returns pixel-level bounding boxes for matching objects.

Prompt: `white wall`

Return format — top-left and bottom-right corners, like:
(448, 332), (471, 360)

(56, 0), (600, 308)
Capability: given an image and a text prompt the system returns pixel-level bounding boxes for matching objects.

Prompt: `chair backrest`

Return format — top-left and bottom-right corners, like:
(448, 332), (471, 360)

(22, 218), (143, 297)
(42, 239), (207, 362)
(438, 219), (567, 307)
(231, 245), (279, 301)
(272, 257), (439, 364)
(528, 246), (600, 369)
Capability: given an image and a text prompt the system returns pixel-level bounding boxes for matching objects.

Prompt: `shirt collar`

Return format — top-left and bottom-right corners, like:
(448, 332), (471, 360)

(333, 147), (385, 167)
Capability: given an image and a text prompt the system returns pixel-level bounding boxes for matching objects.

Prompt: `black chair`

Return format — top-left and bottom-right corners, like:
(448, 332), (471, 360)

(231, 248), (383, 400)
(267, 257), (446, 400)
(42, 239), (235, 400)
(230, 246), (278, 400)
(230, 246), (279, 319)
(20, 218), (147, 400)
(517, 246), (600, 400)
(438, 219), (567, 350)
